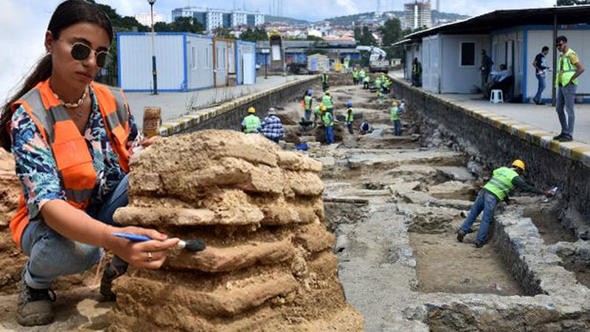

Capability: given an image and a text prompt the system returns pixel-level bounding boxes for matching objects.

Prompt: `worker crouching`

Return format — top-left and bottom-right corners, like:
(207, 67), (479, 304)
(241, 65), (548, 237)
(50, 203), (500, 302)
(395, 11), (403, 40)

(457, 160), (554, 248)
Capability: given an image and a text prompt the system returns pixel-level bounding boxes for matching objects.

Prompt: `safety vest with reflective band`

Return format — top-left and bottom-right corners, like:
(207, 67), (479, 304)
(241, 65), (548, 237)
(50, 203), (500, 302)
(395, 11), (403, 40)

(9, 80), (131, 247)
(483, 167), (518, 201)
(359, 70), (366, 78)
(321, 74), (329, 83)
(352, 70), (359, 79)
(243, 114), (260, 133)
(345, 108), (354, 122)
(390, 106), (399, 121)
(322, 112), (333, 127)
(304, 95), (312, 110)
(322, 95), (333, 109)
(556, 48), (578, 87)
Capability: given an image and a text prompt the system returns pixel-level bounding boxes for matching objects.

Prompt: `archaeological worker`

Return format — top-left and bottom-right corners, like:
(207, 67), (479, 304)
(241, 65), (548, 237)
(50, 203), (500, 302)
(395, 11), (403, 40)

(0, 0), (179, 326)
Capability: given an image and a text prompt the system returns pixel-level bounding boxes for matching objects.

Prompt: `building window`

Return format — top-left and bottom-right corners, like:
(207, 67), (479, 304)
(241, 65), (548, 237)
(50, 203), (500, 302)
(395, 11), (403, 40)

(460, 42), (475, 66)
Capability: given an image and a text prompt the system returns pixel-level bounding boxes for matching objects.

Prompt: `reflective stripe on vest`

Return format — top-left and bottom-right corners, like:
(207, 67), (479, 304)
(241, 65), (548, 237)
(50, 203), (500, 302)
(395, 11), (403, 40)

(483, 167), (518, 201)
(304, 95), (312, 110)
(346, 109), (354, 122)
(243, 115), (260, 133)
(322, 112), (333, 127)
(556, 48), (578, 87)
(9, 80), (130, 247)
(322, 96), (333, 108)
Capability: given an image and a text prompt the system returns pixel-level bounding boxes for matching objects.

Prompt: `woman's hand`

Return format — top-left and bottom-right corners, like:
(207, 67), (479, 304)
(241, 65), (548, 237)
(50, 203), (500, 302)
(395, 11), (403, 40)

(102, 225), (180, 269)
(140, 136), (159, 148)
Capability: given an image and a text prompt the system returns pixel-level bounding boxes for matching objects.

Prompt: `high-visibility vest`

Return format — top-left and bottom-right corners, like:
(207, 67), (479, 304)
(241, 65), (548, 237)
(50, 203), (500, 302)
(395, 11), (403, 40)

(359, 70), (366, 78)
(9, 80), (131, 247)
(304, 95), (312, 110)
(483, 167), (518, 201)
(243, 114), (260, 133)
(321, 74), (329, 83)
(390, 106), (399, 121)
(556, 48), (579, 87)
(352, 70), (359, 79)
(313, 106), (322, 117)
(345, 109), (354, 122)
(322, 95), (333, 109)
(322, 112), (333, 127)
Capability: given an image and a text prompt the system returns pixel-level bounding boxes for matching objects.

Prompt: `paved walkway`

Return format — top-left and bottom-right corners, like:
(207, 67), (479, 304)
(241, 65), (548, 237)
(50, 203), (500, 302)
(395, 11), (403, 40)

(390, 71), (590, 145)
(125, 75), (312, 131)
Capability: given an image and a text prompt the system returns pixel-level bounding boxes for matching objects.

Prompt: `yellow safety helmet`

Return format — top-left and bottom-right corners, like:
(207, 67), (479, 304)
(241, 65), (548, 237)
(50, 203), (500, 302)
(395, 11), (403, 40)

(320, 104), (327, 111)
(248, 107), (255, 114)
(392, 100), (399, 106)
(512, 159), (525, 171)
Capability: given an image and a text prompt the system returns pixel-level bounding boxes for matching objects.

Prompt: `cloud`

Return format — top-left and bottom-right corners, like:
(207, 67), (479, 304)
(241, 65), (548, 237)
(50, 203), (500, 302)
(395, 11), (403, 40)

(0, 1), (53, 103)
(335, 0), (361, 16)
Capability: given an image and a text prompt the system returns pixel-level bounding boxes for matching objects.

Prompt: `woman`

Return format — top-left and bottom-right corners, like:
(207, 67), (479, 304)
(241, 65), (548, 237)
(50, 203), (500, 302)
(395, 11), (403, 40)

(0, 0), (179, 326)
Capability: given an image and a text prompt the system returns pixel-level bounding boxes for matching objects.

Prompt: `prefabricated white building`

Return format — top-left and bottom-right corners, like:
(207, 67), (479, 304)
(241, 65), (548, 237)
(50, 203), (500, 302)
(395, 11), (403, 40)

(117, 32), (215, 92)
(403, 6), (590, 103)
(421, 34), (490, 94)
(236, 41), (256, 85)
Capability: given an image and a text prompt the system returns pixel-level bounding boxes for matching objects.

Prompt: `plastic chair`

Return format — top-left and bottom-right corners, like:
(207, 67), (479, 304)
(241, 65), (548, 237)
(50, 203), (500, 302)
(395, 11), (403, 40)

(490, 89), (503, 104)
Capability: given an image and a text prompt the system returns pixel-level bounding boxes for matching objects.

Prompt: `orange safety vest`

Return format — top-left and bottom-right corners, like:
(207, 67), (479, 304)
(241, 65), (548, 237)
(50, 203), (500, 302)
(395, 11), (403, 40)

(9, 80), (131, 247)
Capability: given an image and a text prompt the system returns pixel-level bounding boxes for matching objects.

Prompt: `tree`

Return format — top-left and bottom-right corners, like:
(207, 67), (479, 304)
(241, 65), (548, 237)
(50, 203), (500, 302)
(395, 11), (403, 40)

(378, 18), (403, 59)
(213, 27), (233, 38)
(166, 17), (204, 33)
(359, 26), (377, 46)
(557, 0), (589, 4)
(353, 26), (362, 41)
(240, 28), (268, 42)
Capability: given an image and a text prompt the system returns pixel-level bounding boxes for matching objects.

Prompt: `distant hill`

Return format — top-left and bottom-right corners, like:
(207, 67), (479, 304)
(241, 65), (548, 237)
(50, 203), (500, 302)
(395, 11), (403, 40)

(325, 10), (469, 26)
(265, 15), (308, 25)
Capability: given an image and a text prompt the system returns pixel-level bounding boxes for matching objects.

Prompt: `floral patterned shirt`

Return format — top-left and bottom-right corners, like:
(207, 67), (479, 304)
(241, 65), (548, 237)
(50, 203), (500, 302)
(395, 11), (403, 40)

(11, 86), (139, 221)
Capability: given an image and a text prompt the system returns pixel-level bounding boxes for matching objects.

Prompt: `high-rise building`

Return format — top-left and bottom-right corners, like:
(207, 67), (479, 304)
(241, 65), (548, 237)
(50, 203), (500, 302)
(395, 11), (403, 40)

(171, 7), (265, 31)
(403, 0), (432, 30)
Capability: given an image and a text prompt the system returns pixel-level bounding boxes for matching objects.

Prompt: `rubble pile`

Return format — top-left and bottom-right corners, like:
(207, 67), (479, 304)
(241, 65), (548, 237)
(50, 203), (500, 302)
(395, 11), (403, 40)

(109, 130), (363, 331)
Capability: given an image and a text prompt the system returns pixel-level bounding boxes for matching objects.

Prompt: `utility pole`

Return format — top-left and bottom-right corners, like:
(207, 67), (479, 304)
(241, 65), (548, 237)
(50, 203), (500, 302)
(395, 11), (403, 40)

(148, 0), (158, 95)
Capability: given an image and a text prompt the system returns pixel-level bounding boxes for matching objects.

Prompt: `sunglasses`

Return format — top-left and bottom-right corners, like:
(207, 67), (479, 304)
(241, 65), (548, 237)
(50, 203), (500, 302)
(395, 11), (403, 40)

(70, 42), (110, 68)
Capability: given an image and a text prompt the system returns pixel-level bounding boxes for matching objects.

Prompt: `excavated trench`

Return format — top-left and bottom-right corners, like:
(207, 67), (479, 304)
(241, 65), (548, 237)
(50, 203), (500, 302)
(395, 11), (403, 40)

(0, 77), (589, 331)
(279, 81), (590, 331)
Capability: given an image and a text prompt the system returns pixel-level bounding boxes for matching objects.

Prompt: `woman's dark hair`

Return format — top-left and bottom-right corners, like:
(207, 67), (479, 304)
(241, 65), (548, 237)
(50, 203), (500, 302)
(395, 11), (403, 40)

(0, 0), (113, 151)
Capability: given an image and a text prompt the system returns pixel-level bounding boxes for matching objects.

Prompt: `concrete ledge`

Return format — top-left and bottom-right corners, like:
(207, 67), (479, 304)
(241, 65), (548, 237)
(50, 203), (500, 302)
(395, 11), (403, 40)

(158, 76), (318, 136)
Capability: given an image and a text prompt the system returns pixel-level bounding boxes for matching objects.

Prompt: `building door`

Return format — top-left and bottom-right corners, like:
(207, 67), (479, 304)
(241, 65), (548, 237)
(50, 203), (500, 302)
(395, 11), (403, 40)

(243, 52), (255, 85)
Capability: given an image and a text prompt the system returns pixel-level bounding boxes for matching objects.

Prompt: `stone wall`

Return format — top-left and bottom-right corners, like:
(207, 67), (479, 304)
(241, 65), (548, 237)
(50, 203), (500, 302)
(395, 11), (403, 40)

(159, 77), (318, 136)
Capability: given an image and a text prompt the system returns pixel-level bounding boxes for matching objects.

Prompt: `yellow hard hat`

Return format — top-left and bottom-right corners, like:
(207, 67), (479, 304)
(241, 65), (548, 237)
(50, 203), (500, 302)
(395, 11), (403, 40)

(512, 159), (525, 171)
(248, 107), (255, 114)
(320, 104), (327, 111)
(392, 100), (399, 106)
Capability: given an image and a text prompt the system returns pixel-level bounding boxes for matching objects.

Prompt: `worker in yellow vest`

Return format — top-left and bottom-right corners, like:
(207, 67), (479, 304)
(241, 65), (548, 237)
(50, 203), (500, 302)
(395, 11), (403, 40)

(322, 91), (334, 114)
(457, 160), (554, 248)
(345, 101), (354, 134)
(241, 107), (261, 133)
(553, 35), (585, 142)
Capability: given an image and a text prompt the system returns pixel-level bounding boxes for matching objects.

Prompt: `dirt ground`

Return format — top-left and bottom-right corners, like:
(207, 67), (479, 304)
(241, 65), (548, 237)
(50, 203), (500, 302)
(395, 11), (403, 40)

(410, 232), (523, 295)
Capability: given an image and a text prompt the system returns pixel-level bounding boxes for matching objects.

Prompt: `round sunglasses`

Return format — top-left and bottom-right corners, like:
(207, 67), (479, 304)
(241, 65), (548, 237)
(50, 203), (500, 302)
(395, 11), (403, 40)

(70, 42), (110, 68)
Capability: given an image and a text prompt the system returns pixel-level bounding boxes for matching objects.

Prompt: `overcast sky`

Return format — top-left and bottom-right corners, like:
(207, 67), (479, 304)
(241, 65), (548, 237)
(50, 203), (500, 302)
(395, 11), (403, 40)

(1, 0), (556, 102)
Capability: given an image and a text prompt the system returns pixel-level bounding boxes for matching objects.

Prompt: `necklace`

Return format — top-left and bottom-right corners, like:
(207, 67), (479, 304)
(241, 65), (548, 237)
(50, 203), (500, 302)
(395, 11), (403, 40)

(53, 88), (88, 118)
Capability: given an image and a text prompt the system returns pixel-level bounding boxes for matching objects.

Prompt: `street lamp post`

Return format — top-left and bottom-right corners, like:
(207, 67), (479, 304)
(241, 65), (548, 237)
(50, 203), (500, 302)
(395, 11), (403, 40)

(148, 0), (158, 95)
